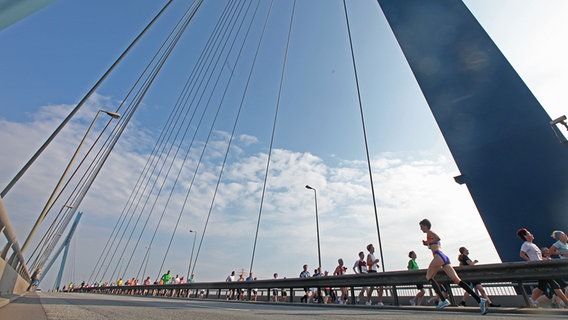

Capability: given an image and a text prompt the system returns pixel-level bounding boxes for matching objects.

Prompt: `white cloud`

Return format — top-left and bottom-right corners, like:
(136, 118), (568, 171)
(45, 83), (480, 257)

(0, 104), (499, 287)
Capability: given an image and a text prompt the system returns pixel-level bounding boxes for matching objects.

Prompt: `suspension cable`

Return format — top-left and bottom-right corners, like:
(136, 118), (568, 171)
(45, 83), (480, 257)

(248, 0), (297, 274)
(92, 0), (208, 282)
(154, 0), (260, 278)
(95, 0), (209, 283)
(112, 0), (239, 282)
(106, 0), (241, 282)
(342, 0), (385, 271)
(105, 0), (211, 279)
(125, 0), (243, 282)
(184, 0), (272, 277)
(1, 0), (175, 202)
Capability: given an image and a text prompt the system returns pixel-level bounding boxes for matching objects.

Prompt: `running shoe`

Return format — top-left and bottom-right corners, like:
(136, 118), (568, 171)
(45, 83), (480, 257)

(365, 300), (373, 306)
(436, 299), (450, 309)
(375, 302), (384, 306)
(479, 298), (488, 315)
(409, 298), (416, 306)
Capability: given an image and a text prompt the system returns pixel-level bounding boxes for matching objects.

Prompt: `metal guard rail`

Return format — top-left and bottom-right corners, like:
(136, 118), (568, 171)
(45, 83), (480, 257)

(0, 197), (31, 281)
(77, 260), (568, 306)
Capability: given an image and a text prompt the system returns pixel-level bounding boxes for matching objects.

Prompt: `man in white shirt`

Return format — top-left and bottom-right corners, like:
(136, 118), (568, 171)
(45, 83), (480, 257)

(517, 228), (568, 307)
(352, 251), (368, 304)
(226, 271), (236, 300)
(366, 244), (384, 306)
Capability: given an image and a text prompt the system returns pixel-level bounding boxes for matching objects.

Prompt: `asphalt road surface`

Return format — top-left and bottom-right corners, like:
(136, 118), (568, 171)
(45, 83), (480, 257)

(1, 292), (566, 320)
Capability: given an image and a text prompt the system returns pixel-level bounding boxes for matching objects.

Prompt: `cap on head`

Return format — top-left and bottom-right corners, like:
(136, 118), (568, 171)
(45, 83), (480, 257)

(551, 230), (564, 241)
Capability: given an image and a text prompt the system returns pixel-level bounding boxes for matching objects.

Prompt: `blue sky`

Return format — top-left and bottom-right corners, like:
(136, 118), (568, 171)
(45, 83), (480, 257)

(1, 0), (567, 288)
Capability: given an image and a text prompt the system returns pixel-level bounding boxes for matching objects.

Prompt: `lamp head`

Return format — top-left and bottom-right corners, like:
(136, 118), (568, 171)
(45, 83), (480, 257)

(305, 185), (313, 190)
(103, 111), (121, 119)
(550, 115), (567, 125)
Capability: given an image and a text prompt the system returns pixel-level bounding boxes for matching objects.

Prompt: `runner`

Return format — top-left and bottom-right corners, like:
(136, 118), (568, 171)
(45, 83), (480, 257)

(407, 251), (424, 306)
(419, 219), (488, 314)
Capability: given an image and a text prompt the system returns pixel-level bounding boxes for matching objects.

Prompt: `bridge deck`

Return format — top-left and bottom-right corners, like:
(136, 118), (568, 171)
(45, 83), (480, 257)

(1, 291), (567, 320)
(0, 292), (46, 320)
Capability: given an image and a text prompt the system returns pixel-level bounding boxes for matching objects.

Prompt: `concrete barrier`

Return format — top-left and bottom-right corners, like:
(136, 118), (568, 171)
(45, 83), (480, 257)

(0, 196), (31, 303)
(0, 256), (29, 307)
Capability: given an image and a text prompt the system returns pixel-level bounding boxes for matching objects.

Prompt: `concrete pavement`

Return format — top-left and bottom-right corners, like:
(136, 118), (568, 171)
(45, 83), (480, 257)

(1, 292), (567, 320)
(0, 291), (47, 320)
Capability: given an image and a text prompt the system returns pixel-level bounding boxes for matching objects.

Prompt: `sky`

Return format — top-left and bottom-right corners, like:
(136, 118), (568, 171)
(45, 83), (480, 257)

(1, 0), (567, 289)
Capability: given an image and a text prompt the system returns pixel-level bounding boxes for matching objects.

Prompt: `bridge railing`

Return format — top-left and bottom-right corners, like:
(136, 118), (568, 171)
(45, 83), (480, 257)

(76, 260), (568, 308)
(0, 197), (30, 281)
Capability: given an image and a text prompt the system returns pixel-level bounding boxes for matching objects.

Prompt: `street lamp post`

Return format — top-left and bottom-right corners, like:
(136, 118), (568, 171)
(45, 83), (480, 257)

(305, 185), (321, 269)
(21, 109), (121, 253)
(187, 229), (197, 280)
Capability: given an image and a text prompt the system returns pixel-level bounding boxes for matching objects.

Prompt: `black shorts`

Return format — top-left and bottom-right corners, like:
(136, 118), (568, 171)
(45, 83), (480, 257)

(537, 279), (561, 299)
(416, 284), (424, 290)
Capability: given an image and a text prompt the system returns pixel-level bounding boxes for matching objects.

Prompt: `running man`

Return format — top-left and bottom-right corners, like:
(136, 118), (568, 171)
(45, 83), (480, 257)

(549, 230), (568, 259)
(333, 258), (348, 304)
(419, 219), (488, 314)
(352, 251), (368, 304)
(457, 247), (499, 307)
(366, 244), (384, 306)
(299, 264), (312, 303)
(407, 251), (425, 306)
(517, 228), (568, 307)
